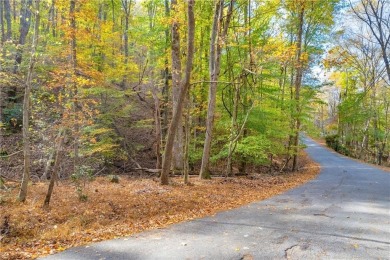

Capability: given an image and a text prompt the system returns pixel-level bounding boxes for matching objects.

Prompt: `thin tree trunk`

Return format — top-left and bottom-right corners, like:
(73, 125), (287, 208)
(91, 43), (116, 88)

(48, 0), (56, 37)
(69, 0), (79, 174)
(199, 0), (234, 179)
(152, 90), (162, 169)
(13, 0), (32, 74)
(199, 0), (221, 179)
(0, 1), (4, 44)
(41, 130), (62, 180)
(4, 0), (11, 41)
(120, 0), (131, 87)
(226, 86), (239, 177)
(292, 4), (305, 172)
(18, 0), (40, 202)
(161, 0), (170, 140)
(43, 134), (64, 208)
(161, 0), (195, 185)
(183, 93), (190, 184)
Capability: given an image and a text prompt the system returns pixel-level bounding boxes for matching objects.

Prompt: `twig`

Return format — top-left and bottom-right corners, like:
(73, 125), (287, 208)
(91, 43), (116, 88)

(0, 150), (23, 158)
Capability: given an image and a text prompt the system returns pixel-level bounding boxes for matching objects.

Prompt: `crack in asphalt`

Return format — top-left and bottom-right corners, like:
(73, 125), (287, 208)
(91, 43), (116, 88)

(284, 244), (299, 259)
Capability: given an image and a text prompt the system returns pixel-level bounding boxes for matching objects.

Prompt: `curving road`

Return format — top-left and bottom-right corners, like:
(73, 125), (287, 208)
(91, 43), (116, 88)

(44, 136), (390, 259)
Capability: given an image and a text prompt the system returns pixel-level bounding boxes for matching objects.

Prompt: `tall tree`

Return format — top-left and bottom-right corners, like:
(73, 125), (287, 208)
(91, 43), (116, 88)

(4, 0), (12, 41)
(199, 0), (234, 179)
(70, 0), (79, 174)
(18, 0), (40, 202)
(161, 0), (195, 185)
(0, 1), (4, 44)
(13, 0), (33, 73)
(170, 0), (184, 174)
(291, 2), (305, 171)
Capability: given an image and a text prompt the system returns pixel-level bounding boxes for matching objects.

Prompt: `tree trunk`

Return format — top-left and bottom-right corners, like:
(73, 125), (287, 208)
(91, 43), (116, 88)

(152, 90), (162, 169)
(161, 0), (170, 140)
(47, 0), (56, 37)
(120, 0), (131, 87)
(0, 1), (4, 44)
(69, 0), (79, 174)
(170, 0), (184, 174)
(43, 134), (64, 208)
(199, 0), (234, 179)
(226, 85), (239, 176)
(13, 0), (32, 74)
(161, 0), (195, 185)
(292, 4), (305, 172)
(4, 0), (11, 41)
(18, 0), (40, 202)
(183, 94), (190, 184)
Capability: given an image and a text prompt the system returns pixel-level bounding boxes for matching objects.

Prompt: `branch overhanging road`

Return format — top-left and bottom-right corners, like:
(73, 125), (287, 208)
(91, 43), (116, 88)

(44, 136), (390, 260)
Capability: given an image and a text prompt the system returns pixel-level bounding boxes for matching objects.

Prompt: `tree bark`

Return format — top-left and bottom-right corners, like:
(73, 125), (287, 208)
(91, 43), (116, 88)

(0, 1), (4, 44)
(161, 0), (170, 140)
(121, 0), (131, 66)
(152, 90), (162, 169)
(18, 0), (40, 202)
(226, 85), (239, 176)
(43, 134), (64, 208)
(170, 0), (184, 174)
(4, 0), (11, 41)
(199, 0), (234, 179)
(161, 0), (195, 185)
(292, 4), (305, 172)
(13, 0), (32, 74)
(69, 0), (79, 174)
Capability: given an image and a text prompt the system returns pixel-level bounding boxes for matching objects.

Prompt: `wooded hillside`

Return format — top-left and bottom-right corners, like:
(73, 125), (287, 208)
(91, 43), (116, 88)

(0, 0), (388, 202)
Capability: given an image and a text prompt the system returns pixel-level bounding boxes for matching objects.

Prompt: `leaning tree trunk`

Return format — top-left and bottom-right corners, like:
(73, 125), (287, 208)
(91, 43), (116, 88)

(43, 133), (64, 208)
(18, 0), (40, 202)
(161, 0), (195, 185)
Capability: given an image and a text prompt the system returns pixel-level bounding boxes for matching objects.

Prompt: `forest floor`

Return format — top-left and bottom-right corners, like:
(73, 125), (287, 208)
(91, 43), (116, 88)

(0, 153), (319, 260)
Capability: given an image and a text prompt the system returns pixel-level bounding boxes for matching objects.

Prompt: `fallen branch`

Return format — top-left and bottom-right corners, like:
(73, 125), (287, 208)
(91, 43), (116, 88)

(131, 168), (161, 173)
(0, 150), (23, 158)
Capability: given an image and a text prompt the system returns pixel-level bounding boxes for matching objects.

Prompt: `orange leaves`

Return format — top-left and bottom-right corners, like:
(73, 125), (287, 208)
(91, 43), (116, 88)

(0, 154), (319, 259)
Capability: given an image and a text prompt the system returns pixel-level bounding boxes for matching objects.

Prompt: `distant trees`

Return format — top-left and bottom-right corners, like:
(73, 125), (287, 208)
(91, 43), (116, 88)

(322, 0), (389, 165)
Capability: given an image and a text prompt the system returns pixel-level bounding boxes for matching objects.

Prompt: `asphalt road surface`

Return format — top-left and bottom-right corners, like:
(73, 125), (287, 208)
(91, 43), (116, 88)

(44, 136), (390, 260)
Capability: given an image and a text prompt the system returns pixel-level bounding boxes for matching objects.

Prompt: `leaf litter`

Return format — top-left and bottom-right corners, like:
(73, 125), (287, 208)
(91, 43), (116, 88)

(0, 153), (319, 259)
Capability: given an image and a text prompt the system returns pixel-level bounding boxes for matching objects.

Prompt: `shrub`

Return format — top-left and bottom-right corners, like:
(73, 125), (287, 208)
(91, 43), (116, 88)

(325, 134), (350, 156)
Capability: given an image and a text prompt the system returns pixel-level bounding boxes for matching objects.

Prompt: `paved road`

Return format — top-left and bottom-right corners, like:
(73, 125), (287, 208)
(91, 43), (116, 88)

(45, 137), (390, 259)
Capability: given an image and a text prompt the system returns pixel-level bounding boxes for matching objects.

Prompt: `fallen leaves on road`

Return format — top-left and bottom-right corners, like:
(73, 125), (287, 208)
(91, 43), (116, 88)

(0, 154), (319, 259)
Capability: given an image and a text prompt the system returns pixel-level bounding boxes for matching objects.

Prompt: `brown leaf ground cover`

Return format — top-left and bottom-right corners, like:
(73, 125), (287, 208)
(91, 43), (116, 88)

(0, 154), (319, 259)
